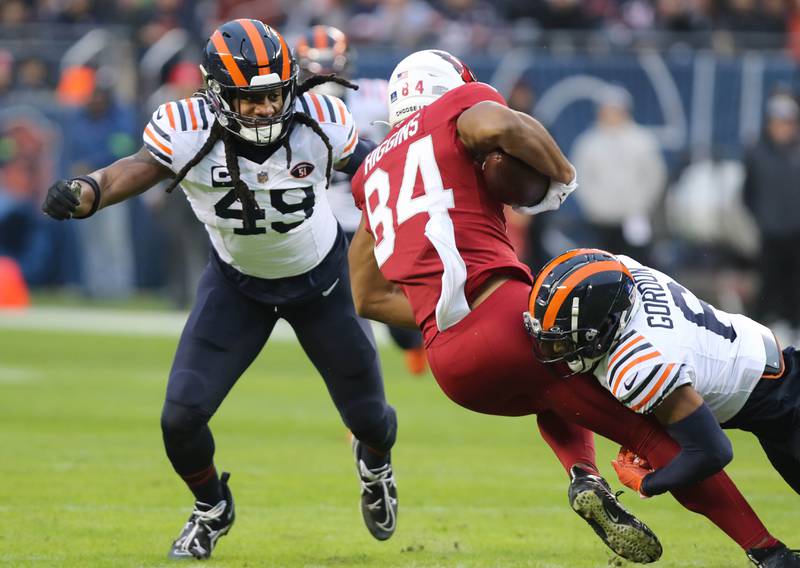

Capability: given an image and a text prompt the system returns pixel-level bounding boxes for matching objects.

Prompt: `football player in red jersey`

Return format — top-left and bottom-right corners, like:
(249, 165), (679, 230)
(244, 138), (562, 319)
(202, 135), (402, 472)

(348, 50), (793, 566)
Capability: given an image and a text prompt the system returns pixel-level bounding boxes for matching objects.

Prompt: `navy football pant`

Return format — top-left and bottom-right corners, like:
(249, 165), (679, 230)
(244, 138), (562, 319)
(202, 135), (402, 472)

(161, 256), (396, 479)
(723, 347), (800, 494)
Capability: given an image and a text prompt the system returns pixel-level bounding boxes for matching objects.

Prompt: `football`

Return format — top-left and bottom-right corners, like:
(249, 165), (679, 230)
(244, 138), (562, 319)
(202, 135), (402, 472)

(481, 150), (550, 207)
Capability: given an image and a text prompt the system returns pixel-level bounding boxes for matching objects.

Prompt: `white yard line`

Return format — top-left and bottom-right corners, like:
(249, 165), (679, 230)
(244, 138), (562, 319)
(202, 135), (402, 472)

(0, 306), (389, 344)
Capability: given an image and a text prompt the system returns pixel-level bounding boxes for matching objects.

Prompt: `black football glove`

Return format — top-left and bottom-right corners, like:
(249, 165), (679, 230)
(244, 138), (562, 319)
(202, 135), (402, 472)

(42, 179), (80, 220)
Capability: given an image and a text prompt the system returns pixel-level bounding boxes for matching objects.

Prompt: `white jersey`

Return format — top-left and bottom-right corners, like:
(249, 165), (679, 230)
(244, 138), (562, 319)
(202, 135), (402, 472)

(143, 93), (358, 279)
(594, 256), (770, 422)
(327, 78), (390, 232)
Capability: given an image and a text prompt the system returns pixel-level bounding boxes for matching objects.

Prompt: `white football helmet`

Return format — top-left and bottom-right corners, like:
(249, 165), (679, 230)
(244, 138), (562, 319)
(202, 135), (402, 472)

(387, 49), (476, 127)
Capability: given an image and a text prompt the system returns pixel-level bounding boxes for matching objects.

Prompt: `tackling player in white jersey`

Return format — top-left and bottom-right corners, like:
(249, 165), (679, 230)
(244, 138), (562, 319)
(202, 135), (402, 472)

(294, 25), (427, 374)
(525, 249), (799, 491)
(42, 19), (399, 560)
(525, 248), (800, 566)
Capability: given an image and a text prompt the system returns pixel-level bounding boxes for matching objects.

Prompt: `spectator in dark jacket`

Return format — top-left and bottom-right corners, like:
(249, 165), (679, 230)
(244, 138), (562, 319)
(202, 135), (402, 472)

(743, 93), (800, 333)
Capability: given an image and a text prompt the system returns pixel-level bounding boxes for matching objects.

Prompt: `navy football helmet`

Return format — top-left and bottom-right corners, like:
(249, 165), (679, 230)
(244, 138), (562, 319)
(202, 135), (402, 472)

(201, 19), (297, 145)
(294, 25), (351, 79)
(524, 249), (637, 375)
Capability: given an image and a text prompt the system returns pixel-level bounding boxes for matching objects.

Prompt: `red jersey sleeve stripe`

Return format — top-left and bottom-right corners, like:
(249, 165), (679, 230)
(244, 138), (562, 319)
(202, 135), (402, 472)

(611, 350), (661, 396)
(631, 363), (676, 412)
(144, 126), (173, 155)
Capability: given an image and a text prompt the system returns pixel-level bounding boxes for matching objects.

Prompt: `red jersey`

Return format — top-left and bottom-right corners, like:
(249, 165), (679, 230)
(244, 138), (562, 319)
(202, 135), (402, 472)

(352, 82), (531, 344)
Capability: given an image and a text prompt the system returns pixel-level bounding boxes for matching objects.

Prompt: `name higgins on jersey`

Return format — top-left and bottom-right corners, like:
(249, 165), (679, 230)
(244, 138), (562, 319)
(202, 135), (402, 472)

(363, 115), (420, 175)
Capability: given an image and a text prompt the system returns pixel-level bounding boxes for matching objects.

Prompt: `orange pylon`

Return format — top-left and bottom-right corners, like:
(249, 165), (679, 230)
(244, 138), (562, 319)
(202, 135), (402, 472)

(0, 256), (30, 308)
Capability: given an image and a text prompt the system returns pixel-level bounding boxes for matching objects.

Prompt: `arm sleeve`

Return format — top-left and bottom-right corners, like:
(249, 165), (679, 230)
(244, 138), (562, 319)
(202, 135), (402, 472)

(338, 138), (378, 177)
(639, 403), (733, 496)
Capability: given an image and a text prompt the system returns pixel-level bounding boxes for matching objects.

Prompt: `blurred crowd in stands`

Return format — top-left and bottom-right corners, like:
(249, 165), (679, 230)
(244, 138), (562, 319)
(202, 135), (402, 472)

(0, 0), (799, 341)
(3, 0), (800, 53)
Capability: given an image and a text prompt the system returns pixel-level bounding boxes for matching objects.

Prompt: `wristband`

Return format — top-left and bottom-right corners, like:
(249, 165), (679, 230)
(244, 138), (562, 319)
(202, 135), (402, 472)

(71, 176), (101, 218)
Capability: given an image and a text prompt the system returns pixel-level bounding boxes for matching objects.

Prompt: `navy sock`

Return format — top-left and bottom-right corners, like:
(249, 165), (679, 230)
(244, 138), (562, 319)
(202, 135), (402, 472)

(360, 444), (390, 470)
(181, 465), (223, 505)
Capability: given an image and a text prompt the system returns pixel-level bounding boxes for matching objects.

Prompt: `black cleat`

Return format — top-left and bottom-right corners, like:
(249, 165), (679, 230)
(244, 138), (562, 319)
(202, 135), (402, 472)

(168, 472), (235, 560)
(352, 438), (398, 540)
(568, 465), (662, 564)
(748, 544), (800, 567)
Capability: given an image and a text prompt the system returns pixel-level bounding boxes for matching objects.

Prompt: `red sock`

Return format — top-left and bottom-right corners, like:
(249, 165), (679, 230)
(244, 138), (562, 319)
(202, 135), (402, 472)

(537, 410), (598, 476)
(542, 373), (776, 550)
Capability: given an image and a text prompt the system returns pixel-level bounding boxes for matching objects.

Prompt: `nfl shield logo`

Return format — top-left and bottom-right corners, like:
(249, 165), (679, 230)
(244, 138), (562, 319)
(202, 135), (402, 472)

(257, 171), (268, 183)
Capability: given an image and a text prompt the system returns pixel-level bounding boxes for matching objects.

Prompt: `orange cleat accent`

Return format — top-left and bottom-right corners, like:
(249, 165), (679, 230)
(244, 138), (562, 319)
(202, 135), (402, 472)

(404, 346), (428, 376)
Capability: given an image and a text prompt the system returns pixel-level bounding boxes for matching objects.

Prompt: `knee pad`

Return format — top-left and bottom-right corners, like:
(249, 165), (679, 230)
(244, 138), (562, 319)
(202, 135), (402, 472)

(161, 400), (211, 441)
(345, 402), (397, 454)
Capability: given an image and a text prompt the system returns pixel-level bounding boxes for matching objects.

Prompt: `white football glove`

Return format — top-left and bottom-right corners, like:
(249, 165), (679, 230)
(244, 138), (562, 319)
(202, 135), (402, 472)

(514, 166), (577, 216)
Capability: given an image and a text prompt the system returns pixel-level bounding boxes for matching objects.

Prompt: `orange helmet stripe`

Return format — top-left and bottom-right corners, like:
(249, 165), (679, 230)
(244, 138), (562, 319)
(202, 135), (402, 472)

(542, 260), (632, 329)
(238, 19), (270, 76)
(295, 36), (309, 57)
(529, 248), (609, 314)
(313, 26), (328, 49)
(211, 30), (248, 87)
(277, 31), (292, 80)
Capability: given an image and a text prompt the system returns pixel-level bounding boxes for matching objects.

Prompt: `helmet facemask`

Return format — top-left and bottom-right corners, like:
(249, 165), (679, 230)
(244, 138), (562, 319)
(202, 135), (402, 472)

(525, 300), (625, 376)
(204, 69), (297, 146)
(524, 250), (637, 377)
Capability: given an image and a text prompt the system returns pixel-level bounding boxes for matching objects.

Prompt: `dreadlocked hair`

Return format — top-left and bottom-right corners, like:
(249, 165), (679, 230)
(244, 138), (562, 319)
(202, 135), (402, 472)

(292, 112), (334, 188)
(284, 74), (359, 188)
(164, 91), (260, 227)
(219, 126), (262, 228)
(164, 119), (224, 194)
(165, 74), (357, 199)
(296, 74), (358, 96)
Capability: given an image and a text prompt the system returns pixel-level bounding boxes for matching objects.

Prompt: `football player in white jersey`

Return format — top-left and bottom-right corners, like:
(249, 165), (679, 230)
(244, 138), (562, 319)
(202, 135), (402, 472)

(525, 248), (800, 567)
(42, 20), (398, 560)
(294, 26), (427, 375)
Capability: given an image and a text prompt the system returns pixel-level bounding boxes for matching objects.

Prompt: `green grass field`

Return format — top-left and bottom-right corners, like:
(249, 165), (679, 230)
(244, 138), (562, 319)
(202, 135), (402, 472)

(0, 323), (797, 567)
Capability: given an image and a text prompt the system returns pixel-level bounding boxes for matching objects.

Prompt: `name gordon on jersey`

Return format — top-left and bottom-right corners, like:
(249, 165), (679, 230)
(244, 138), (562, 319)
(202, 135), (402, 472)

(363, 115), (420, 175)
(630, 267), (674, 330)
